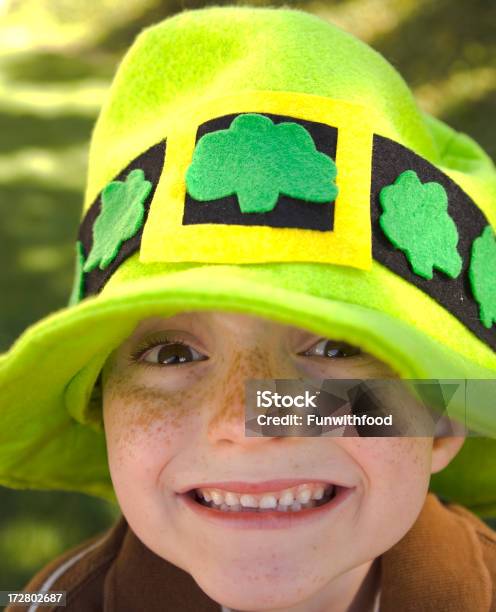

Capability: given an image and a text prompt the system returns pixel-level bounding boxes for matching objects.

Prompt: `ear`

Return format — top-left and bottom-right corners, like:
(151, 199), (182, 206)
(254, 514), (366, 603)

(430, 435), (465, 474)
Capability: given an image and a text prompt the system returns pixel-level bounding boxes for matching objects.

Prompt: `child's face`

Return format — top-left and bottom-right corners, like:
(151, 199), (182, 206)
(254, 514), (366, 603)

(102, 311), (463, 611)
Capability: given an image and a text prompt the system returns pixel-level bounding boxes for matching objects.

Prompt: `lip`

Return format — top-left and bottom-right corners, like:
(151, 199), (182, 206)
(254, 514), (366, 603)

(178, 485), (354, 530)
(177, 478), (344, 495)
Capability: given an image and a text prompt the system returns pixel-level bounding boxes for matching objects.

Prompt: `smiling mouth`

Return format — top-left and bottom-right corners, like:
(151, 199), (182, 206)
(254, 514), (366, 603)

(187, 483), (337, 513)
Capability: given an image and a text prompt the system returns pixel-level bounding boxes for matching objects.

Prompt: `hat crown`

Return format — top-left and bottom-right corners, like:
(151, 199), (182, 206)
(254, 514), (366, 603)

(85, 6), (435, 211)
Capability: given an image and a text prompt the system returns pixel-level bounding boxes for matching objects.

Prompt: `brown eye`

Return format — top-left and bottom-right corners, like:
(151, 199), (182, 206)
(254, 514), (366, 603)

(300, 339), (361, 359)
(142, 342), (207, 366)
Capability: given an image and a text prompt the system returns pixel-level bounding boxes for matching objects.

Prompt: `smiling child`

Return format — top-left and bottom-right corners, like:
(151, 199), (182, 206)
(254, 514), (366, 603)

(1, 6), (496, 612)
(100, 310), (466, 612)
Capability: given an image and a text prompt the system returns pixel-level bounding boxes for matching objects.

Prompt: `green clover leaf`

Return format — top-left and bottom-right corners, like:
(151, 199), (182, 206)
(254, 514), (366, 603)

(84, 169), (152, 272)
(379, 170), (462, 280)
(186, 113), (338, 214)
(469, 225), (496, 328)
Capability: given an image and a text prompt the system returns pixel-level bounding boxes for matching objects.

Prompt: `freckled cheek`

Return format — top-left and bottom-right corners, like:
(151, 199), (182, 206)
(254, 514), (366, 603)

(342, 438), (433, 497)
(103, 394), (199, 484)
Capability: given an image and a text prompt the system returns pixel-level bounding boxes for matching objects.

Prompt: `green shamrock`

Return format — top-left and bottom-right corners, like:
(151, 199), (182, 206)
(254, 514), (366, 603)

(379, 170), (462, 280)
(84, 169), (152, 272)
(469, 225), (496, 328)
(185, 113), (338, 214)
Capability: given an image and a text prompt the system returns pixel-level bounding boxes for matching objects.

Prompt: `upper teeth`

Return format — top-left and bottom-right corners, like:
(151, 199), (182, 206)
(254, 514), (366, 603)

(196, 483), (332, 510)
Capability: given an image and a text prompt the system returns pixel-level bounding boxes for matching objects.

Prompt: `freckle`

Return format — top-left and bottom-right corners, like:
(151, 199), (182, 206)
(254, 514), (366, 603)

(104, 371), (192, 438)
(208, 346), (275, 429)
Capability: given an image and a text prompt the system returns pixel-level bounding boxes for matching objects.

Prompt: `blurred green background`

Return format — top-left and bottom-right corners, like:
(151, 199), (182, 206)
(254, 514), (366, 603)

(0, 0), (495, 593)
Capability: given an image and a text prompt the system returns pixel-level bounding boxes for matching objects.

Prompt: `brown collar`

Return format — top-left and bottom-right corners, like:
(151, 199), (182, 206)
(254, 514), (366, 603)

(379, 493), (492, 611)
(103, 526), (220, 612)
(103, 493), (492, 611)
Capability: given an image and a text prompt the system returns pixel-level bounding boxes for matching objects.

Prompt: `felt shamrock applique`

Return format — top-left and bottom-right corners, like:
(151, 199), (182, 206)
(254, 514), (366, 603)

(84, 169), (152, 272)
(469, 225), (496, 328)
(186, 113), (338, 214)
(379, 170), (462, 280)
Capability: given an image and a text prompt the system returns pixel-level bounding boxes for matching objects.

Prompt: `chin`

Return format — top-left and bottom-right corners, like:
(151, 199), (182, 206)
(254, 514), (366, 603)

(193, 566), (320, 612)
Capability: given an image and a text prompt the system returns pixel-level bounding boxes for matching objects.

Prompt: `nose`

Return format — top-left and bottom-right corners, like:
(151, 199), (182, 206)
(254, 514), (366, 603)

(205, 346), (294, 447)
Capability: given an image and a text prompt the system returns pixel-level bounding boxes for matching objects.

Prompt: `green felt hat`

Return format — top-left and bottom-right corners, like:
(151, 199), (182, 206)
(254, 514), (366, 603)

(1, 6), (495, 514)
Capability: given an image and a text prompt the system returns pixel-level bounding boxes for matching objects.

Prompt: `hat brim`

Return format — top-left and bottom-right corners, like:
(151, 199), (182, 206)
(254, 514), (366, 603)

(1, 259), (495, 515)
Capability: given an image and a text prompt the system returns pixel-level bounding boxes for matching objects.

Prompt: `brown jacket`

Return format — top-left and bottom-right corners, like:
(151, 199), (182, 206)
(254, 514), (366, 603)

(7, 494), (496, 612)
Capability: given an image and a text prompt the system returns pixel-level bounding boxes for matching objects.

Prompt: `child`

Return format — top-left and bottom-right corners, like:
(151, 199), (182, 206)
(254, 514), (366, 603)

(1, 6), (496, 611)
